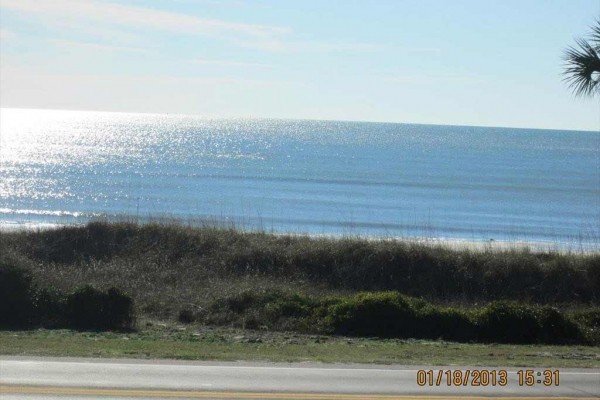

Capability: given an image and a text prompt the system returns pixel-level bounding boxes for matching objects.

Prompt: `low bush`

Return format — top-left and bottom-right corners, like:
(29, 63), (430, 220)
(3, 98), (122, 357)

(0, 263), (35, 328)
(205, 290), (592, 345)
(476, 302), (544, 344)
(571, 309), (600, 329)
(0, 263), (135, 331)
(205, 290), (315, 330)
(323, 292), (418, 337)
(417, 306), (477, 341)
(321, 293), (478, 341)
(537, 307), (584, 344)
(66, 286), (135, 331)
(570, 308), (600, 343)
(476, 302), (584, 344)
(178, 309), (195, 324)
(32, 287), (67, 328)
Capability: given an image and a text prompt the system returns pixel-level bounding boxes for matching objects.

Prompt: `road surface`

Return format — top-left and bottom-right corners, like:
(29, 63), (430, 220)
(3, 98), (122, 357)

(0, 356), (598, 399)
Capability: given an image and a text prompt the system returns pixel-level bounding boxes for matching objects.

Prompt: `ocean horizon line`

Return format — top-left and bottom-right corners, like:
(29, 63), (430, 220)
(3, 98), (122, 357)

(2, 106), (597, 134)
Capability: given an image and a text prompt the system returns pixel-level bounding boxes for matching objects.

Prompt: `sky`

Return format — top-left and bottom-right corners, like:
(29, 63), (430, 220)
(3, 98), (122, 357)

(0, 0), (599, 131)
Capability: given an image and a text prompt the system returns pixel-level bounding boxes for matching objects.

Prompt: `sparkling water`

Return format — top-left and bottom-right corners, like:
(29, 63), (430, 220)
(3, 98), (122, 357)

(1, 108), (598, 249)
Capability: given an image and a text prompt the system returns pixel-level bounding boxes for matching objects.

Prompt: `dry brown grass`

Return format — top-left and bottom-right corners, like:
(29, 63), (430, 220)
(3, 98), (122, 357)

(1, 221), (598, 321)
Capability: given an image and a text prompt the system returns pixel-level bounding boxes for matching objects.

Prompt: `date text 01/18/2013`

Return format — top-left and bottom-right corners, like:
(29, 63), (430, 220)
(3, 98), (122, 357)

(416, 369), (559, 387)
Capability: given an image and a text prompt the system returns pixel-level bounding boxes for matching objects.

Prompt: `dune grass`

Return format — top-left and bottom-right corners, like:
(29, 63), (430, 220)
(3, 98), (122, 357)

(1, 221), (598, 319)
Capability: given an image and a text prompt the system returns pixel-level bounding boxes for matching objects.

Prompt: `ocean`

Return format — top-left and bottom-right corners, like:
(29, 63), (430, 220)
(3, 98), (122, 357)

(1, 108), (598, 249)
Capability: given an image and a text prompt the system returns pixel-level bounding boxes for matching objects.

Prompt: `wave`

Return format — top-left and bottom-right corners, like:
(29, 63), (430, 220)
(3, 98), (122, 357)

(0, 208), (100, 218)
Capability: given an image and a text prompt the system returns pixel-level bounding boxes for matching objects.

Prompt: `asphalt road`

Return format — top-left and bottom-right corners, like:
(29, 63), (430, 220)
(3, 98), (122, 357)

(0, 356), (598, 399)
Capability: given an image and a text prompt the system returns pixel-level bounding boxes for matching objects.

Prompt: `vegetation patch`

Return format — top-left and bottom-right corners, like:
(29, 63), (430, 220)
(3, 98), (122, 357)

(199, 290), (597, 345)
(0, 263), (134, 331)
(3, 326), (599, 367)
(2, 222), (599, 313)
(1, 222), (598, 347)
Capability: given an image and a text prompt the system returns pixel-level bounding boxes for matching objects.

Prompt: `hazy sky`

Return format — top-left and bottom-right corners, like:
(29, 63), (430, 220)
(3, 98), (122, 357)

(1, 0), (599, 130)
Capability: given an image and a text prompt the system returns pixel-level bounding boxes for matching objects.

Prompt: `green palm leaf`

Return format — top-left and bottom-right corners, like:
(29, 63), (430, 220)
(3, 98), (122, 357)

(563, 20), (600, 98)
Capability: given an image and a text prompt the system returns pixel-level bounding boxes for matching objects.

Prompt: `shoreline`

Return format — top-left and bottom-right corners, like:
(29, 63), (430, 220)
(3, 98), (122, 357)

(1, 219), (597, 254)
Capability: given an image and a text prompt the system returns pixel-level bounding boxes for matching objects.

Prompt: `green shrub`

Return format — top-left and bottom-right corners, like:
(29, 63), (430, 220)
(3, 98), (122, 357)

(66, 286), (105, 329)
(178, 309), (195, 324)
(537, 307), (584, 344)
(223, 291), (263, 313)
(569, 308), (600, 344)
(0, 263), (35, 328)
(323, 292), (419, 337)
(418, 307), (477, 341)
(106, 287), (135, 329)
(571, 308), (600, 330)
(477, 302), (542, 343)
(0, 263), (135, 331)
(66, 286), (135, 331)
(205, 290), (589, 344)
(32, 287), (67, 328)
(206, 290), (315, 330)
(476, 302), (584, 344)
(264, 293), (313, 319)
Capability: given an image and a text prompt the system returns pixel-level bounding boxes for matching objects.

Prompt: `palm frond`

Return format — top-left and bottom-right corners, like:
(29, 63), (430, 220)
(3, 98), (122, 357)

(563, 37), (600, 97)
(590, 19), (600, 51)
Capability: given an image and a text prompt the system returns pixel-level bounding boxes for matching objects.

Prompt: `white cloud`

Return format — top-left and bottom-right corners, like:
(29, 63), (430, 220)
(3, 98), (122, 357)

(395, 47), (442, 55)
(1, 0), (389, 54)
(134, 74), (275, 86)
(383, 74), (485, 85)
(48, 38), (149, 54)
(0, 0), (290, 39)
(0, 29), (18, 41)
(47, 20), (142, 45)
(237, 39), (389, 53)
(189, 58), (273, 68)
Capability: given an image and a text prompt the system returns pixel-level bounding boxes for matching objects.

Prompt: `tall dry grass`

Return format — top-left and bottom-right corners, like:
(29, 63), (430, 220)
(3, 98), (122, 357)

(0, 221), (598, 319)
